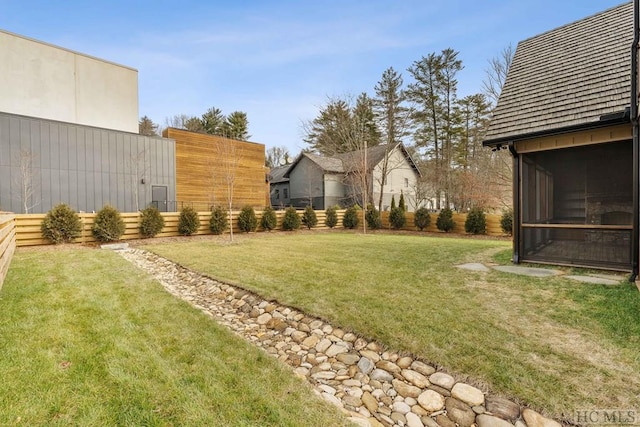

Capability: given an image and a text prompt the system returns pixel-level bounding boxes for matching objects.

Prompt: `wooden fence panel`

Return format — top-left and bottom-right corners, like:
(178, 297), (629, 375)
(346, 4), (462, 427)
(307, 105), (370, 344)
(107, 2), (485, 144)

(14, 209), (505, 247)
(0, 213), (17, 289)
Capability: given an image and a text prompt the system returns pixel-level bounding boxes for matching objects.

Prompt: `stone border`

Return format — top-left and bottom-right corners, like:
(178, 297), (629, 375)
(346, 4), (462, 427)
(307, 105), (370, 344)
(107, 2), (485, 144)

(119, 248), (563, 427)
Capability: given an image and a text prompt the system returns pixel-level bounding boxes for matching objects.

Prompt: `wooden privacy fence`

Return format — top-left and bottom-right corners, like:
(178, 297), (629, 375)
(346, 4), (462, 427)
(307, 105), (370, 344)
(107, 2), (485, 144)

(13, 209), (505, 247)
(0, 213), (17, 289)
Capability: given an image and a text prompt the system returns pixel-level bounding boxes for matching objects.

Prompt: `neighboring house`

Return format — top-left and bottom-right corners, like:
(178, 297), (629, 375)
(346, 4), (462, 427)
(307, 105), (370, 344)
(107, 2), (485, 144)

(483, 2), (636, 273)
(282, 143), (421, 211)
(268, 164), (291, 208)
(286, 152), (345, 210)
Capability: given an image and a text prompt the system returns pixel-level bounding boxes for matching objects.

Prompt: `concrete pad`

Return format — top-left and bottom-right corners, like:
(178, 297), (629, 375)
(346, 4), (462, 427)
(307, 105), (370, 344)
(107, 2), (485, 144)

(565, 275), (621, 286)
(456, 263), (491, 272)
(588, 273), (628, 282)
(100, 243), (129, 251)
(492, 265), (561, 277)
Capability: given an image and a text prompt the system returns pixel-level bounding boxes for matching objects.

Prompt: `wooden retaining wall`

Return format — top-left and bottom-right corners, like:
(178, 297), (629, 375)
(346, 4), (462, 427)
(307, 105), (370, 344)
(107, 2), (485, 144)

(0, 213), (17, 289)
(14, 209), (505, 248)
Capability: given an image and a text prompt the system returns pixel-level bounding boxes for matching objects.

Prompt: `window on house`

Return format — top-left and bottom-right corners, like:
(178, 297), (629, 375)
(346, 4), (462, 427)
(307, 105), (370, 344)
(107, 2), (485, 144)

(404, 178), (409, 188)
(283, 188), (288, 199)
(275, 189), (280, 200)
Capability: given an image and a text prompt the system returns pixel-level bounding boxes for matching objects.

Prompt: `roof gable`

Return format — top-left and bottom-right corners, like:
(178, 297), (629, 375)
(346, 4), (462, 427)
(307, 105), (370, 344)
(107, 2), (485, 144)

(284, 144), (422, 177)
(485, 2), (633, 143)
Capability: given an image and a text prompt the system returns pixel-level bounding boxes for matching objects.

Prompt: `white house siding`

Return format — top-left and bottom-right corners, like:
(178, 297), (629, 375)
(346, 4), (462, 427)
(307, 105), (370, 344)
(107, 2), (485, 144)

(0, 30), (138, 133)
(372, 148), (418, 211)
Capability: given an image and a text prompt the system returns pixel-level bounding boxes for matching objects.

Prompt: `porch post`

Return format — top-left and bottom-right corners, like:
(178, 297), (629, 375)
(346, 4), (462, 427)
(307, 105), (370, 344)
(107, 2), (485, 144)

(508, 142), (520, 264)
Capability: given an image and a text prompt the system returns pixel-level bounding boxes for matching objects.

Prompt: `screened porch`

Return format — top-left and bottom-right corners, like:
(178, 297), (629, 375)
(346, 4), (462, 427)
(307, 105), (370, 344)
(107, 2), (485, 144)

(520, 141), (633, 271)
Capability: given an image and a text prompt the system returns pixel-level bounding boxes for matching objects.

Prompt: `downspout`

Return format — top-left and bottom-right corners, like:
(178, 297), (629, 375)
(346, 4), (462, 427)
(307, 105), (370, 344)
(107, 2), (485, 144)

(631, 0), (639, 282)
(508, 142), (520, 264)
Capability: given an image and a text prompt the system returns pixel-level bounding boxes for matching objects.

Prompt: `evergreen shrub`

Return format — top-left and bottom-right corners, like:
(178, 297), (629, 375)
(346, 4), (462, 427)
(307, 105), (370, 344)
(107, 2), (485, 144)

(365, 204), (381, 229)
(282, 206), (301, 231)
(178, 206), (200, 236)
(325, 205), (338, 228)
(414, 207), (431, 231)
(343, 205), (359, 229)
(92, 205), (126, 242)
(41, 203), (82, 244)
(260, 206), (277, 232)
(139, 206), (165, 238)
(301, 206), (317, 229)
(209, 206), (228, 235)
(501, 208), (513, 235)
(464, 207), (487, 234)
(436, 207), (455, 233)
(237, 206), (258, 233)
(389, 206), (406, 229)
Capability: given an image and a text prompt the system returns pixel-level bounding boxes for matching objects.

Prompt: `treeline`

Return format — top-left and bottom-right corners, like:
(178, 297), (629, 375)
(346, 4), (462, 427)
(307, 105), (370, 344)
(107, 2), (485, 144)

(302, 46), (514, 212)
(139, 107), (250, 141)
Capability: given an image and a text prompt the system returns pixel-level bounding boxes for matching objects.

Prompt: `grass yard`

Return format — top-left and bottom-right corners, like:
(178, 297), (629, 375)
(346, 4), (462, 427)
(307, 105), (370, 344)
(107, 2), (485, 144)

(143, 232), (640, 421)
(0, 248), (351, 426)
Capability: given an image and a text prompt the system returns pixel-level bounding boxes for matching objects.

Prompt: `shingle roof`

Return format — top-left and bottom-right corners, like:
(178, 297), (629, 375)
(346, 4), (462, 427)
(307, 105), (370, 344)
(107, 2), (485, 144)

(284, 144), (421, 177)
(484, 2), (633, 144)
(305, 152), (345, 173)
(268, 165), (291, 183)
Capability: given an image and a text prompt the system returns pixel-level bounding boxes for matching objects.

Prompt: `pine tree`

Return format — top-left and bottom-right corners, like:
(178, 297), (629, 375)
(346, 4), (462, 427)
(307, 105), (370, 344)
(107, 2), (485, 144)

(398, 191), (406, 211)
(138, 116), (158, 136)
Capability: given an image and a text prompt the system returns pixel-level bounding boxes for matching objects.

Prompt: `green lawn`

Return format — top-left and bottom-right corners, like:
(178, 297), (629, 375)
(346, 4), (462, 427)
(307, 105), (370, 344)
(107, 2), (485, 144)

(143, 232), (640, 421)
(0, 248), (351, 426)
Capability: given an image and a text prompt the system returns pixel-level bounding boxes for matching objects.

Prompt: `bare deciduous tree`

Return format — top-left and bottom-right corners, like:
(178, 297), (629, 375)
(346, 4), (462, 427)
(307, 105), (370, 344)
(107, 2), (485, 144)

(482, 44), (514, 106)
(14, 149), (40, 213)
(214, 134), (243, 242)
(266, 146), (291, 168)
(128, 146), (149, 211)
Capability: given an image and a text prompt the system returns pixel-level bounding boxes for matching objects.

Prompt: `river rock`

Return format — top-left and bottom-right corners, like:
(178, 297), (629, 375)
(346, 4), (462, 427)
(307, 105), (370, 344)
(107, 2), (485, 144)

(417, 390), (445, 412)
(402, 369), (430, 388)
(477, 414), (515, 427)
(522, 409), (562, 427)
(406, 411), (425, 427)
(486, 396), (520, 421)
(429, 372), (455, 390)
(358, 357), (376, 375)
(445, 397), (476, 427)
(392, 378), (422, 398)
(451, 383), (484, 407)
(411, 360), (436, 376)
(370, 368), (394, 383)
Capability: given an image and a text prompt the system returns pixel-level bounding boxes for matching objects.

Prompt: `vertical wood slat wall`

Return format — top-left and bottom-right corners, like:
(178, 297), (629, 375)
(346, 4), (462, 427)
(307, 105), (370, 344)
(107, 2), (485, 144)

(0, 213), (17, 289)
(164, 128), (269, 210)
(12, 211), (505, 247)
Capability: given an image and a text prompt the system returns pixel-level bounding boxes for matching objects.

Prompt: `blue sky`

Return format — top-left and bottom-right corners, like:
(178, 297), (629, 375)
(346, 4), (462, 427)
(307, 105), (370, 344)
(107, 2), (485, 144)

(0, 1), (628, 154)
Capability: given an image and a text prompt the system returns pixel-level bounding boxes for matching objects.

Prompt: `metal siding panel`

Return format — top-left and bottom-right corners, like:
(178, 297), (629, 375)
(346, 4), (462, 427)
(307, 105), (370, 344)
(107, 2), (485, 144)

(40, 168), (51, 212)
(67, 169), (78, 210)
(0, 116), (9, 167)
(92, 171), (106, 211)
(49, 168), (61, 209)
(77, 169), (87, 212)
(59, 168), (69, 205)
(57, 123), (69, 170)
(98, 130), (109, 172)
(66, 126), (77, 172)
(85, 171), (100, 212)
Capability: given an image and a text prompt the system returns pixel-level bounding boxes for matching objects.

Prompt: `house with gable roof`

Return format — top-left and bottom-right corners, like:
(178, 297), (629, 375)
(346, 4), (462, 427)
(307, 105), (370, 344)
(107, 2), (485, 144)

(484, 2), (639, 274)
(279, 143), (421, 211)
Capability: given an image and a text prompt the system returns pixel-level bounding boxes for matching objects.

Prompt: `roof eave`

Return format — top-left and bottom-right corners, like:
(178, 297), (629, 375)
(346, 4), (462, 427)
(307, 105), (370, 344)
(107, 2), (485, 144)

(482, 109), (631, 147)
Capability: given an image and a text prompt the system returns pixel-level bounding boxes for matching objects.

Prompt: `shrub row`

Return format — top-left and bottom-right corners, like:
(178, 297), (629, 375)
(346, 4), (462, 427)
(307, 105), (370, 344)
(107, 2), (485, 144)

(40, 204), (512, 244)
